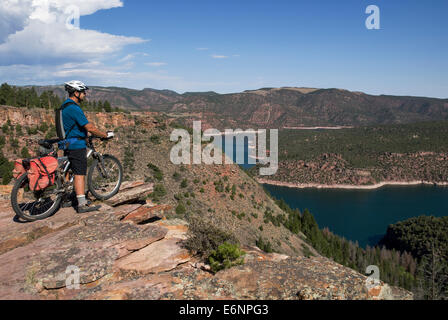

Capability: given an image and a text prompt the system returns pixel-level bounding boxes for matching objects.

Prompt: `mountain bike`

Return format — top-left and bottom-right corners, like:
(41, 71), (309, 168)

(10, 136), (123, 222)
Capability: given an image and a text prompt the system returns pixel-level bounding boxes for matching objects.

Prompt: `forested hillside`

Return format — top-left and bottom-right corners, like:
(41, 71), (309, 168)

(253, 121), (448, 186)
(379, 216), (448, 299)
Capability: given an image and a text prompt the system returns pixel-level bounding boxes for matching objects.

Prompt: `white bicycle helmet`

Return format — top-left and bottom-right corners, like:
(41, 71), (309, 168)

(64, 80), (89, 93)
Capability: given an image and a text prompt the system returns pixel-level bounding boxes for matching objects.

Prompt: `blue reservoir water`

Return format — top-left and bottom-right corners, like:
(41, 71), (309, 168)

(262, 184), (448, 248)
(212, 135), (448, 247)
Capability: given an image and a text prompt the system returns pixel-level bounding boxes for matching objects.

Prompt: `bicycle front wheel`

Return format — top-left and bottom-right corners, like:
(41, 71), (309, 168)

(11, 173), (62, 222)
(87, 154), (123, 200)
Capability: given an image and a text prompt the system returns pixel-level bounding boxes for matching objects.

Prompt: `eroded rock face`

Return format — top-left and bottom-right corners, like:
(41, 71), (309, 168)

(105, 183), (154, 207)
(0, 182), (413, 300)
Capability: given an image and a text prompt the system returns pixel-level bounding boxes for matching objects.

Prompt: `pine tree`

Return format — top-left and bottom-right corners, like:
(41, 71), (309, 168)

(0, 83), (14, 105)
(416, 242), (448, 300)
(103, 100), (112, 112)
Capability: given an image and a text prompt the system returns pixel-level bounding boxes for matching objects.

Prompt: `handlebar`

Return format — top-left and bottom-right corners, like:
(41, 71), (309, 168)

(38, 135), (112, 148)
(89, 135), (113, 142)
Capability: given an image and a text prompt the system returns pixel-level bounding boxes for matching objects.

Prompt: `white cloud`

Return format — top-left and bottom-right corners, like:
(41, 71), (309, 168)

(0, 0), (146, 66)
(145, 62), (167, 67)
(196, 47), (209, 51)
(212, 55), (228, 59)
(118, 52), (150, 63)
(0, 0), (34, 42)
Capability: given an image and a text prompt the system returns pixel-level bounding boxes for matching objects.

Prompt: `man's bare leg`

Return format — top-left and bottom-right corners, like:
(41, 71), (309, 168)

(74, 175), (87, 206)
(74, 175), (85, 196)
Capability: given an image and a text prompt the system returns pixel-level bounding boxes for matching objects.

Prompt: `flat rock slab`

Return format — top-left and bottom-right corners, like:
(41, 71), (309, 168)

(119, 181), (145, 191)
(0, 210), (168, 297)
(154, 221), (189, 240)
(122, 204), (172, 224)
(0, 202), (95, 255)
(105, 183), (154, 207)
(115, 238), (191, 274)
(113, 203), (142, 220)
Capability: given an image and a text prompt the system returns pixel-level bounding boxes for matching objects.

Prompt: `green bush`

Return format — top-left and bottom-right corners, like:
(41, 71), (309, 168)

(256, 237), (273, 253)
(176, 202), (186, 215)
(15, 124), (23, 136)
(150, 135), (161, 144)
(27, 127), (38, 135)
(0, 150), (13, 184)
(147, 163), (163, 181)
(183, 217), (239, 258)
(180, 178), (188, 188)
(1, 124), (9, 134)
(45, 125), (56, 139)
(21, 146), (30, 158)
(149, 184), (166, 203)
(172, 171), (180, 180)
(208, 242), (246, 273)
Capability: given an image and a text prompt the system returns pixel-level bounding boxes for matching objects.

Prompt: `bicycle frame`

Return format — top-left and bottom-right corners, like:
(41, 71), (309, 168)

(57, 136), (108, 188)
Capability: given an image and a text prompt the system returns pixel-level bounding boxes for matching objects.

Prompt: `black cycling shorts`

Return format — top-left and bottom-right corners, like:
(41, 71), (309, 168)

(64, 148), (87, 176)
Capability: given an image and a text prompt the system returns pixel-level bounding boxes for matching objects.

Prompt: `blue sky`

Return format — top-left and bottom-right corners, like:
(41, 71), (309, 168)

(0, 0), (447, 97)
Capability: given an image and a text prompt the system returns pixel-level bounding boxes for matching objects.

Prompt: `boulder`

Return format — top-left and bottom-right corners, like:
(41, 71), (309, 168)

(122, 204), (172, 224)
(105, 183), (154, 207)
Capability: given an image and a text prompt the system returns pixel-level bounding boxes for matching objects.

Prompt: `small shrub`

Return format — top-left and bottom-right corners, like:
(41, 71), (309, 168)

(256, 237), (273, 253)
(175, 202), (186, 215)
(183, 217), (239, 258)
(174, 193), (182, 200)
(21, 146), (30, 158)
(147, 163), (163, 181)
(180, 179), (188, 188)
(149, 184), (166, 203)
(15, 124), (23, 136)
(1, 124), (9, 134)
(173, 171), (181, 180)
(208, 242), (246, 273)
(150, 135), (161, 144)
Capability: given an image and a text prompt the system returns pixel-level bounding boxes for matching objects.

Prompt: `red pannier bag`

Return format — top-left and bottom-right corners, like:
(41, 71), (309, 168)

(27, 156), (58, 191)
(13, 159), (29, 179)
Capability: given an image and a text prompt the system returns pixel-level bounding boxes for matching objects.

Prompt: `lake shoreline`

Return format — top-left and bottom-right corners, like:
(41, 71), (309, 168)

(256, 178), (448, 190)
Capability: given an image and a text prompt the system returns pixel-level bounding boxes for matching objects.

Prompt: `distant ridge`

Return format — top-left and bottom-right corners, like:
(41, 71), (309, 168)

(21, 84), (448, 129)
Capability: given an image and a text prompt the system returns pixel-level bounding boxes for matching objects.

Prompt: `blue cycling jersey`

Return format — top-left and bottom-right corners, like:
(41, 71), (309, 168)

(61, 99), (89, 150)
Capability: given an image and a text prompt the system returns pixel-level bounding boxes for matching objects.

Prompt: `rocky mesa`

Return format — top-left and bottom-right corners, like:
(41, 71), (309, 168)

(0, 182), (412, 300)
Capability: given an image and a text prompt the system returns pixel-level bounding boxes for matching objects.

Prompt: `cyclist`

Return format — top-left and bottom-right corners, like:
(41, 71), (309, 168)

(60, 80), (114, 213)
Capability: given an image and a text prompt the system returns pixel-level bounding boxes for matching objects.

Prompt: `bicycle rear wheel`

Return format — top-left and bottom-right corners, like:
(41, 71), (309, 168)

(87, 154), (123, 200)
(11, 173), (62, 222)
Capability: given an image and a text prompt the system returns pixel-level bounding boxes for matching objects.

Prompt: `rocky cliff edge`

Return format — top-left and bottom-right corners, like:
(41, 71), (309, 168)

(0, 182), (413, 300)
